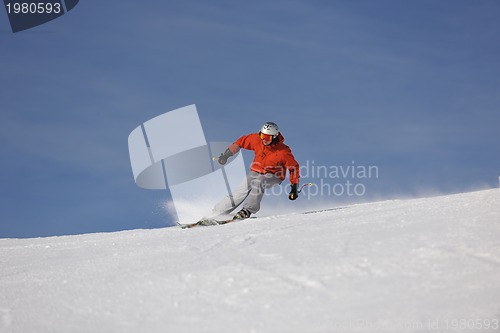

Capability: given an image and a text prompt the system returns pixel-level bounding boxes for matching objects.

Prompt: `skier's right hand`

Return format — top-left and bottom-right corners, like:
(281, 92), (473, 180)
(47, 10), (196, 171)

(218, 148), (233, 165)
(218, 153), (228, 165)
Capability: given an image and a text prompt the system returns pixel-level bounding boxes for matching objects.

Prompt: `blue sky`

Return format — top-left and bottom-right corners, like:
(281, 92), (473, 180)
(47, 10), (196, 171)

(1, 0), (499, 238)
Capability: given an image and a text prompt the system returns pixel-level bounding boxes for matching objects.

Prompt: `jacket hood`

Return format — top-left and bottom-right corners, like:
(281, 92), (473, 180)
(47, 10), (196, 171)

(274, 132), (285, 145)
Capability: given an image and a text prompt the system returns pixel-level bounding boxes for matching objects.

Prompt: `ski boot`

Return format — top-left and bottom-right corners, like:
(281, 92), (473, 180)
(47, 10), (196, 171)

(233, 208), (251, 220)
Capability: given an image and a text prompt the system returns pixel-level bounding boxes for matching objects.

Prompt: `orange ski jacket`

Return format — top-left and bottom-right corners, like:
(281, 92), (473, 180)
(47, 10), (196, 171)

(228, 133), (300, 185)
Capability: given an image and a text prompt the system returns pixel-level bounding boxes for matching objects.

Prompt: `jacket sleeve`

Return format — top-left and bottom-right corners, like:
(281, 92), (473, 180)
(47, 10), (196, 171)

(284, 149), (300, 185)
(228, 133), (257, 154)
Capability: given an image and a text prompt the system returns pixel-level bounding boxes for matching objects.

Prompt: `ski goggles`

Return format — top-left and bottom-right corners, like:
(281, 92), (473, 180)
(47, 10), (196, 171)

(259, 132), (274, 141)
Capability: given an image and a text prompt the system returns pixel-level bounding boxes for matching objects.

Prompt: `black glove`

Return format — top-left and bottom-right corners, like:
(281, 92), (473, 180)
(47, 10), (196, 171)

(289, 184), (298, 200)
(218, 148), (233, 165)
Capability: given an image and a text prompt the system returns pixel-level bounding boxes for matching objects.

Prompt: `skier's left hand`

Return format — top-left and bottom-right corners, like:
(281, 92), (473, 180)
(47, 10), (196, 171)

(289, 184), (298, 200)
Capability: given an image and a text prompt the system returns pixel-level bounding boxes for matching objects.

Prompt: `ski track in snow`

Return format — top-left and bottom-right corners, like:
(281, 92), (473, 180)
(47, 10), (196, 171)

(1, 189), (500, 332)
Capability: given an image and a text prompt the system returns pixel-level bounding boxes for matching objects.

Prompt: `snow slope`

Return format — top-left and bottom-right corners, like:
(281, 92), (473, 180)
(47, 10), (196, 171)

(1, 189), (499, 333)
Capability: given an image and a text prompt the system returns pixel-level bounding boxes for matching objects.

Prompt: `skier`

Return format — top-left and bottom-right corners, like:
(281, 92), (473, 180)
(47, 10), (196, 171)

(215, 121), (300, 220)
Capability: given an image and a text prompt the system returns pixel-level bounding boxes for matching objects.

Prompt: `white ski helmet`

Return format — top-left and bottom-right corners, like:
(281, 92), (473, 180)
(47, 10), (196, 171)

(260, 122), (279, 138)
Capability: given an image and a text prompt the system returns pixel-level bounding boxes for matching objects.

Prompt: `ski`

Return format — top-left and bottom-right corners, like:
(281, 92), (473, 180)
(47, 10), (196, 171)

(177, 216), (256, 229)
(177, 218), (235, 229)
